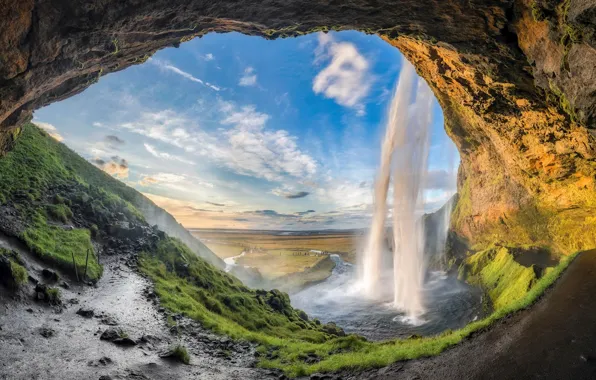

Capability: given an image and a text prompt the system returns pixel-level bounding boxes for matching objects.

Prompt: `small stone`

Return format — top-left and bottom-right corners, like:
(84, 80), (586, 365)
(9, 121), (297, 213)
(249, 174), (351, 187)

(100, 328), (121, 341)
(113, 337), (137, 346)
(26, 308), (33, 313)
(76, 307), (94, 318)
(41, 268), (60, 282)
(39, 327), (55, 338)
(99, 376), (112, 380)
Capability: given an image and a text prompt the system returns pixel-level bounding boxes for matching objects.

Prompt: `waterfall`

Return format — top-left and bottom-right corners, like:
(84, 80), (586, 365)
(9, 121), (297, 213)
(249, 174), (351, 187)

(361, 62), (416, 298)
(360, 61), (435, 318)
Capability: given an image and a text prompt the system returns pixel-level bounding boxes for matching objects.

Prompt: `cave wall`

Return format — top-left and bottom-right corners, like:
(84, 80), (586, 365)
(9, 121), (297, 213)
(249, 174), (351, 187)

(0, 0), (594, 252)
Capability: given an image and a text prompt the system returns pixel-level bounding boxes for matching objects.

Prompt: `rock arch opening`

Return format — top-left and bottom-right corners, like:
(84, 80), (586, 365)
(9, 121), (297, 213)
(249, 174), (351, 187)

(1, 0), (595, 252)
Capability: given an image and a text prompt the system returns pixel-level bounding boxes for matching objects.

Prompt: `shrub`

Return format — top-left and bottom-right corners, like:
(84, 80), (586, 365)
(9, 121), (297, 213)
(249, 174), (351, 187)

(170, 344), (190, 364)
(10, 261), (28, 286)
(45, 287), (61, 305)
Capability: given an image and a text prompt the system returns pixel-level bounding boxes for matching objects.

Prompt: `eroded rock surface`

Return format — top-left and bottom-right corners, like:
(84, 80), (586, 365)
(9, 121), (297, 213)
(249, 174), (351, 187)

(0, 0), (594, 250)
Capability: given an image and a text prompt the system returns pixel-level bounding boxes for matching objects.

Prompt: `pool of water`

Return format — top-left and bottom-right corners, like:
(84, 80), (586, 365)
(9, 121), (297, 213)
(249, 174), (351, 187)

(290, 255), (484, 341)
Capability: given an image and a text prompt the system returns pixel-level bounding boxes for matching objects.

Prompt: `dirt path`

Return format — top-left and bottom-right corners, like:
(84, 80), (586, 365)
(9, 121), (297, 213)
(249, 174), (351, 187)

(346, 249), (596, 380)
(0, 236), (280, 380)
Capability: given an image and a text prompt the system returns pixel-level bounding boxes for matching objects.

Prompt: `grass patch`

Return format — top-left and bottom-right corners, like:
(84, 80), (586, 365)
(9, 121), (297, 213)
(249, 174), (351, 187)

(46, 203), (73, 222)
(170, 344), (190, 364)
(23, 213), (102, 280)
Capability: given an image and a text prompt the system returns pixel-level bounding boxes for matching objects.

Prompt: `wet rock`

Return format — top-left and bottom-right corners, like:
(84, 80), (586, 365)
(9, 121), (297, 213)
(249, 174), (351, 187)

(88, 356), (113, 366)
(100, 327), (137, 346)
(300, 352), (321, 364)
(41, 268), (60, 283)
(39, 327), (55, 338)
(77, 307), (95, 318)
(113, 337), (137, 346)
(310, 374), (339, 380)
(100, 328), (121, 341)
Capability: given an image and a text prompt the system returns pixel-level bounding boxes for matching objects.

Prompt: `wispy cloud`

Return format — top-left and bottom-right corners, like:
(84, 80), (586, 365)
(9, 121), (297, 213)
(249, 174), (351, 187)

(144, 143), (195, 165)
(271, 186), (311, 199)
(239, 66), (257, 86)
(150, 58), (220, 91)
(312, 33), (373, 115)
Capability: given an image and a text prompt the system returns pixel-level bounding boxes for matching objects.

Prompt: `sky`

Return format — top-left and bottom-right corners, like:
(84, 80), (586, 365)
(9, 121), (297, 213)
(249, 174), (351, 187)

(33, 31), (458, 230)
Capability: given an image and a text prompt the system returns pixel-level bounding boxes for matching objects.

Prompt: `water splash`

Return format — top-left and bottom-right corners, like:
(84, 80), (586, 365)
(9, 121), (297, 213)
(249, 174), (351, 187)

(360, 61), (435, 318)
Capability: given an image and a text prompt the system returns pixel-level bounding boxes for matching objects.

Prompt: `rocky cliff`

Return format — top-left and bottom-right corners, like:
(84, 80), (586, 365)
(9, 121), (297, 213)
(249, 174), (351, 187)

(0, 0), (594, 252)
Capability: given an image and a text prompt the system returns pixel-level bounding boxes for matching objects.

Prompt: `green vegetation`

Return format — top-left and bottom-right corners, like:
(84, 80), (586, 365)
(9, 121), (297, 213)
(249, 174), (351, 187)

(0, 123), (582, 376)
(142, 239), (578, 376)
(141, 237), (339, 341)
(170, 344), (191, 364)
(43, 286), (62, 305)
(460, 246), (537, 310)
(10, 260), (28, 285)
(46, 203), (73, 222)
(0, 248), (28, 286)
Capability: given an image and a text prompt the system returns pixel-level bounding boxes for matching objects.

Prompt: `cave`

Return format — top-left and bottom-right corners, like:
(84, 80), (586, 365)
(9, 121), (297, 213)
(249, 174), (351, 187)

(1, 0), (595, 253)
(1, 1), (596, 379)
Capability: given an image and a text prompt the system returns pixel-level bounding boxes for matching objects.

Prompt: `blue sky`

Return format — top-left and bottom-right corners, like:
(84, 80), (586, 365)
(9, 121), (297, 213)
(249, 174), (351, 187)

(34, 31), (458, 230)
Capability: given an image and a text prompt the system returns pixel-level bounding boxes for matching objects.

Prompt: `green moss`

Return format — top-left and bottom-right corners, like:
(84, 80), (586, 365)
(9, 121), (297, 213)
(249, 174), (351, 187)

(531, 1), (547, 21)
(10, 260), (28, 286)
(450, 179), (471, 232)
(462, 247), (537, 310)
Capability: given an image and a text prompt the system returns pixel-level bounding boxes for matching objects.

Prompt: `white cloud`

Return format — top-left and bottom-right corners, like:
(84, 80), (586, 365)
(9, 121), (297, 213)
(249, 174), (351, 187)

(315, 179), (372, 209)
(216, 101), (317, 181)
(239, 67), (257, 86)
(34, 121), (63, 141)
(143, 143), (195, 165)
(150, 58), (220, 91)
(204, 53), (214, 61)
(114, 102), (317, 183)
(312, 33), (372, 115)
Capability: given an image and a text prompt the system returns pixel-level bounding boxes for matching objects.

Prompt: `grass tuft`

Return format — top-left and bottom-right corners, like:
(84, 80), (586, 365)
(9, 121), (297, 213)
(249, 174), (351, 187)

(170, 344), (190, 364)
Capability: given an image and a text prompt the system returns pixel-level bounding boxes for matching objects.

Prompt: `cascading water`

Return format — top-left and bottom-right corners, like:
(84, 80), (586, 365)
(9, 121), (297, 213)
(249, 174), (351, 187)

(360, 61), (435, 318)
(361, 62), (416, 299)
(292, 61), (481, 340)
